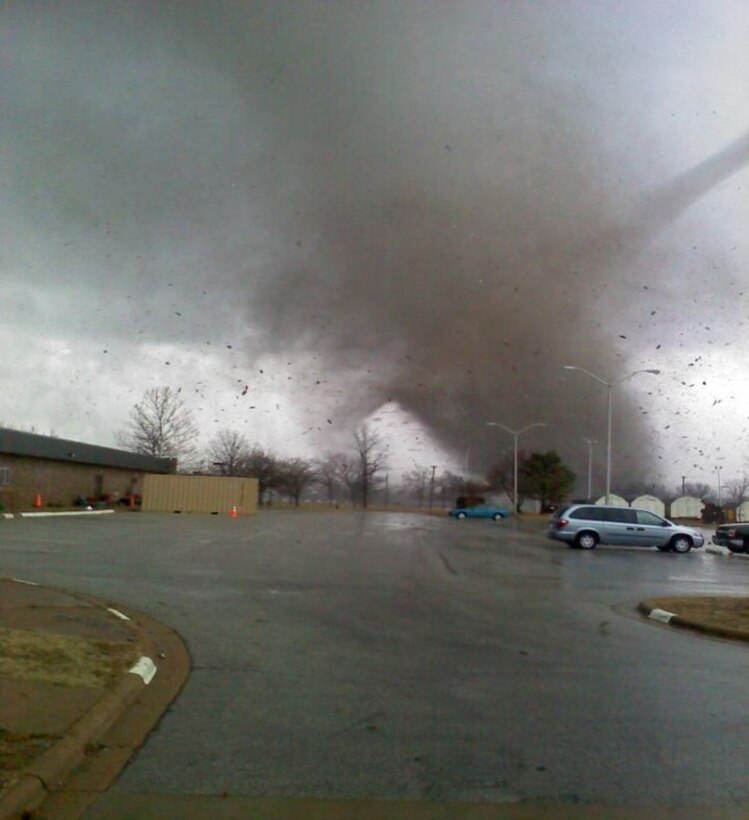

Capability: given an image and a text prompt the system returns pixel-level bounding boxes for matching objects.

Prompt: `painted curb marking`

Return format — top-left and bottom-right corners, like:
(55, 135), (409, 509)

(129, 656), (158, 685)
(11, 577), (39, 586)
(2, 513), (14, 519)
(648, 608), (676, 623)
(107, 607), (131, 621)
(19, 509), (115, 518)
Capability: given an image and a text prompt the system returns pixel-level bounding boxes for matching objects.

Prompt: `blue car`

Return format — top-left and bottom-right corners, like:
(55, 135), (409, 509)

(449, 505), (510, 521)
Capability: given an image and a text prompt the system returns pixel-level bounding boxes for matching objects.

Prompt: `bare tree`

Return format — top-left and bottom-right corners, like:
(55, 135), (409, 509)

(315, 452), (348, 506)
(353, 424), (388, 509)
(723, 475), (749, 505)
(337, 456), (362, 505)
(275, 458), (318, 507)
(206, 429), (250, 476)
(681, 481), (712, 500)
(239, 445), (278, 506)
(618, 481), (674, 503)
(486, 453), (525, 507)
(436, 470), (467, 509)
(401, 468), (430, 507)
(117, 386), (198, 467)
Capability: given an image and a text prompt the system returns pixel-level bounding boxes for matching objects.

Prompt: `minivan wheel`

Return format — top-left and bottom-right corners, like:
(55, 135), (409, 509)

(575, 532), (598, 550)
(670, 535), (692, 554)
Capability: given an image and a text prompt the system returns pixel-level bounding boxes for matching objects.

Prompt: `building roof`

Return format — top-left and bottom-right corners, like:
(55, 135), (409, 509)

(0, 428), (173, 473)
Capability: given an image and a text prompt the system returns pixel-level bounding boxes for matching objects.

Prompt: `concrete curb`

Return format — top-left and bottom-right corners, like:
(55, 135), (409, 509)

(0, 586), (191, 820)
(637, 601), (749, 645)
(2, 510), (117, 520)
(0, 679), (145, 820)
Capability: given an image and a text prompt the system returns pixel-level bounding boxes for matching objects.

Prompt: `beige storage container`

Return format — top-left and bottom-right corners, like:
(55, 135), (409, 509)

(142, 474), (258, 515)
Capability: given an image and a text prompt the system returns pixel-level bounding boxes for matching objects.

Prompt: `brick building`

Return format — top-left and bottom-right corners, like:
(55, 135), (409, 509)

(0, 428), (174, 512)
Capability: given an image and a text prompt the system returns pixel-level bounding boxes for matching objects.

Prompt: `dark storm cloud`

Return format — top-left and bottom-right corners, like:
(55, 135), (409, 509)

(3, 1), (746, 481)
(220, 3), (748, 478)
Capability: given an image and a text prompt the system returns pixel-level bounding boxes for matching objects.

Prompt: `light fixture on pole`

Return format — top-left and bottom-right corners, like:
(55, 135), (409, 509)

(716, 466), (722, 507)
(563, 366), (660, 504)
(486, 421), (547, 514)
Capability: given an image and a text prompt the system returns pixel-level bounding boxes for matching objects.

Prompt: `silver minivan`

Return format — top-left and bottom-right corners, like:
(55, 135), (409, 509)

(547, 504), (705, 552)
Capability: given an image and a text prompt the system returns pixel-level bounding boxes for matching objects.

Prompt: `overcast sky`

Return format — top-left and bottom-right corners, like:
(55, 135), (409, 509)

(2, 0), (747, 491)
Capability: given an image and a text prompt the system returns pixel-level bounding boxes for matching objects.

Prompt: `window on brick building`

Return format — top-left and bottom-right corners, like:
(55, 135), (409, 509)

(0, 467), (10, 486)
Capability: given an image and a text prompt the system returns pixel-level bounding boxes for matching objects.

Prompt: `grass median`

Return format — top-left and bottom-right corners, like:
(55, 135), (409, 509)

(0, 626), (139, 794)
(0, 626), (138, 687)
(642, 596), (749, 638)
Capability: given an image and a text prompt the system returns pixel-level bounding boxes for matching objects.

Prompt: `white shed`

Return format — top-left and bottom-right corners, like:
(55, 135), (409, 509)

(595, 494), (629, 507)
(631, 495), (665, 516)
(737, 501), (749, 523)
(670, 496), (704, 519)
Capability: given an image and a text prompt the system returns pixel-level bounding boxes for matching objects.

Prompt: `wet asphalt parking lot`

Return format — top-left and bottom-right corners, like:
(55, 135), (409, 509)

(1, 510), (747, 813)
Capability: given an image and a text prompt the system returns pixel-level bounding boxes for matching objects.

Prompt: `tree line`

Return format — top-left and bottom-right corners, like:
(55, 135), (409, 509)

(115, 386), (391, 507)
(114, 386), (749, 510)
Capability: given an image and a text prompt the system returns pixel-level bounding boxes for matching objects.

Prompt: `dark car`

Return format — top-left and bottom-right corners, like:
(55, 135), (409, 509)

(449, 505), (510, 521)
(713, 523), (749, 553)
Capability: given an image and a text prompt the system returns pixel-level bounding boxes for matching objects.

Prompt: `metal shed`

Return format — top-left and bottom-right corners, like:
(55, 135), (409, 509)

(670, 496), (704, 519)
(594, 493), (629, 507)
(631, 495), (666, 515)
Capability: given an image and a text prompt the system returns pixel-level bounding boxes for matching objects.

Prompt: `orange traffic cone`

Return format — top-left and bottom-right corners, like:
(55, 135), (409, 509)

(33, 494), (42, 509)
(230, 505), (238, 519)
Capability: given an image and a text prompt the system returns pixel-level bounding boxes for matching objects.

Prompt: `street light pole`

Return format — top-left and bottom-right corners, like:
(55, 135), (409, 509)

(563, 366), (660, 505)
(428, 465), (437, 509)
(605, 381), (613, 505)
(486, 421), (547, 514)
(583, 438), (596, 500)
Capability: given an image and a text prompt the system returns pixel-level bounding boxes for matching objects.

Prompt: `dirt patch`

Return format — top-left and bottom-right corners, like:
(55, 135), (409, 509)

(642, 596), (749, 633)
(0, 729), (59, 792)
(0, 627), (139, 795)
(0, 626), (139, 688)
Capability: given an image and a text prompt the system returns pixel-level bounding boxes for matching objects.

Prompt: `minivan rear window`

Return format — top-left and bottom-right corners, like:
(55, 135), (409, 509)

(603, 508), (637, 523)
(635, 510), (665, 526)
(569, 506), (604, 520)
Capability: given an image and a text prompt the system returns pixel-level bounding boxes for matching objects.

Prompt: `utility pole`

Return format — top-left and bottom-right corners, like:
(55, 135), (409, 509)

(583, 439), (596, 500)
(384, 473), (389, 508)
(681, 475), (686, 495)
(428, 465), (437, 509)
(486, 421), (547, 514)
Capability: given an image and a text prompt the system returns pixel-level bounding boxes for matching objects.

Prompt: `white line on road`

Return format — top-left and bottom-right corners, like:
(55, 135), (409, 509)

(19, 509), (115, 518)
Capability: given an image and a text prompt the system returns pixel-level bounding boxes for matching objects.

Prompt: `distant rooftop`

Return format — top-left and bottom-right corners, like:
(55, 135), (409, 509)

(0, 428), (173, 473)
